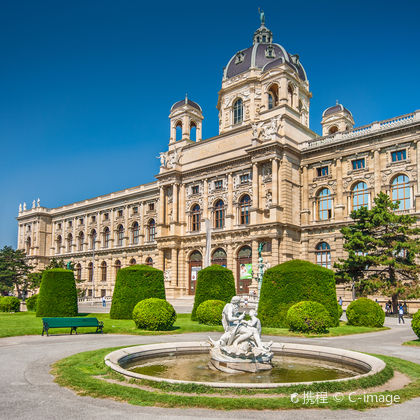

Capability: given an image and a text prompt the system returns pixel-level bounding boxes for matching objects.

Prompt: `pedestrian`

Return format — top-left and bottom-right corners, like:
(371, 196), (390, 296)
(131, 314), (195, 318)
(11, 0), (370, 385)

(403, 301), (408, 315)
(387, 300), (392, 314)
(102, 296), (106, 308)
(338, 297), (343, 307)
(385, 302), (390, 314)
(398, 304), (405, 324)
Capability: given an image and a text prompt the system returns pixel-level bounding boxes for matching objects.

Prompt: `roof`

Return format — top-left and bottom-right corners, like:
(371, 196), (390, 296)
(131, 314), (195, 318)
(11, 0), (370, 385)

(171, 98), (202, 112)
(323, 104), (352, 118)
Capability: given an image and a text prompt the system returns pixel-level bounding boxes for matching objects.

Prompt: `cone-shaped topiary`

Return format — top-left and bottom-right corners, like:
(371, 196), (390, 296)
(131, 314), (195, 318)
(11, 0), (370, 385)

(286, 301), (331, 334)
(36, 269), (78, 317)
(191, 265), (236, 321)
(110, 265), (165, 319)
(412, 310), (420, 339)
(258, 259), (338, 328)
(196, 299), (225, 325)
(132, 298), (176, 331)
(346, 298), (385, 327)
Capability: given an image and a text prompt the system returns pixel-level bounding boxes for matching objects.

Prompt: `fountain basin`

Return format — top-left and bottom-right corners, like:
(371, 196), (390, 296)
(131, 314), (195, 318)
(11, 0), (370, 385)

(104, 341), (386, 389)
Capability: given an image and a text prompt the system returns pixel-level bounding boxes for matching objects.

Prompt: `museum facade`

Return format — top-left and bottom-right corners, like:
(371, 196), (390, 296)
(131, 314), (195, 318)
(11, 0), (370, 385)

(17, 20), (420, 300)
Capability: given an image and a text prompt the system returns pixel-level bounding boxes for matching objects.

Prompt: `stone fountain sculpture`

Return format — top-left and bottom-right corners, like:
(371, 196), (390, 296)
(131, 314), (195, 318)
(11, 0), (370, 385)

(208, 296), (273, 373)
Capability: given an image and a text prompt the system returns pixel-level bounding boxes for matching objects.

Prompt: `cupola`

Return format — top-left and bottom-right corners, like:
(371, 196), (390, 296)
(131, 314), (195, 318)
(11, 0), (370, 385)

(321, 101), (354, 136)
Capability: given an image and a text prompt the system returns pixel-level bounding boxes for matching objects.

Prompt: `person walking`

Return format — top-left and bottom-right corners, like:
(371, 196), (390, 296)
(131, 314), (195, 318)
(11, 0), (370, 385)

(338, 297), (343, 307)
(102, 296), (106, 308)
(398, 304), (405, 324)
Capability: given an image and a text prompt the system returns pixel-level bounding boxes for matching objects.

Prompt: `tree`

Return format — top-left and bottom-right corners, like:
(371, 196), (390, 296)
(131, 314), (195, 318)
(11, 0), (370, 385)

(0, 246), (31, 297)
(335, 192), (420, 312)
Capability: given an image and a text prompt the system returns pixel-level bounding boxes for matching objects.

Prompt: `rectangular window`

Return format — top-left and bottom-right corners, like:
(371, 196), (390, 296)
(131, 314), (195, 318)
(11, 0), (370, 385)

(240, 174), (250, 184)
(192, 185), (199, 195)
(214, 180), (223, 190)
(148, 203), (155, 211)
(104, 213), (109, 221)
(79, 218), (84, 225)
(91, 215), (96, 222)
(391, 149), (406, 162)
(101, 289), (106, 298)
(68, 221), (72, 227)
(57, 223), (61, 229)
(316, 166), (329, 177)
(132, 206), (138, 214)
(352, 158), (365, 170)
(117, 210), (123, 217)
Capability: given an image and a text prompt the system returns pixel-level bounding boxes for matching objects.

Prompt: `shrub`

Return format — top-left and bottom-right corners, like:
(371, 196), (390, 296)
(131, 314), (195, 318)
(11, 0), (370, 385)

(191, 265), (236, 321)
(26, 294), (38, 311)
(132, 298), (176, 331)
(258, 260), (338, 328)
(286, 301), (331, 334)
(337, 303), (343, 321)
(36, 269), (78, 317)
(196, 300), (225, 325)
(412, 310), (420, 339)
(110, 265), (165, 319)
(0, 296), (20, 312)
(346, 298), (385, 327)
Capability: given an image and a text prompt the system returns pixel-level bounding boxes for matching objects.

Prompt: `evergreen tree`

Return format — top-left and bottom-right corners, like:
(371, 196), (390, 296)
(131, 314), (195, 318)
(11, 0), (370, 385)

(335, 192), (420, 312)
(0, 246), (31, 297)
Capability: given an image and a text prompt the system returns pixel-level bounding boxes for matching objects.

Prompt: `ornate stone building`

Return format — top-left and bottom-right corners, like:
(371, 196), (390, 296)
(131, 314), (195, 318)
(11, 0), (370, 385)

(16, 19), (420, 300)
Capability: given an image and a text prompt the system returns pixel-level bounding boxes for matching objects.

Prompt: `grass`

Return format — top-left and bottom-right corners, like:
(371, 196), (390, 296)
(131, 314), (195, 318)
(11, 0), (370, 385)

(52, 348), (420, 410)
(403, 339), (420, 347)
(0, 312), (387, 338)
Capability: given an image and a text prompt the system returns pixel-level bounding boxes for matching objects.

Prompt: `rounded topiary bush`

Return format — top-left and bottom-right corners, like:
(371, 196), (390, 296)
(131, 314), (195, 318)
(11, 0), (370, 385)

(110, 265), (165, 320)
(0, 296), (20, 312)
(196, 300), (225, 325)
(346, 298), (385, 327)
(132, 298), (176, 331)
(286, 301), (332, 334)
(36, 269), (78, 317)
(412, 310), (420, 339)
(25, 294), (38, 312)
(191, 265), (236, 321)
(259, 260), (339, 328)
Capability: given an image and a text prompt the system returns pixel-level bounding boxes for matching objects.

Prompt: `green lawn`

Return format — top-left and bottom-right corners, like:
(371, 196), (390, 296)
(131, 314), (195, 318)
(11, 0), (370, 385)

(0, 312), (387, 338)
(403, 339), (420, 347)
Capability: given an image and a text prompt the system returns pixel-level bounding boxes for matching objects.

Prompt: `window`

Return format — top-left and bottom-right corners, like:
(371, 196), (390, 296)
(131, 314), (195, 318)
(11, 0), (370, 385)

(214, 200), (225, 228)
(191, 204), (200, 231)
(240, 174), (250, 184)
(88, 262), (93, 282)
(351, 182), (369, 211)
(192, 185), (199, 195)
(148, 219), (156, 241)
(117, 209), (123, 217)
(214, 180), (223, 190)
(268, 84), (279, 109)
(316, 166), (329, 177)
(233, 98), (243, 125)
(240, 194), (250, 225)
(391, 175), (411, 210)
(148, 203), (155, 211)
(79, 218), (84, 225)
(75, 264), (82, 281)
(145, 257), (153, 266)
(90, 230), (97, 250)
(328, 125), (338, 134)
(132, 206), (138, 214)
(91, 215), (96, 223)
(100, 261), (107, 282)
(68, 221), (72, 228)
(117, 225), (124, 247)
(103, 213), (109, 221)
(67, 234), (73, 253)
(129, 258), (136, 265)
(316, 242), (331, 269)
(287, 84), (294, 107)
(317, 188), (332, 220)
(391, 149), (406, 162)
(25, 237), (31, 255)
(57, 223), (62, 229)
(56, 235), (62, 254)
(352, 158), (365, 170)
(101, 289), (106, 298)
(114, 260), (121, 275)
(103, 227), (110, 248)
(78, 232), (84, 251)
(132, 222), (139, 244)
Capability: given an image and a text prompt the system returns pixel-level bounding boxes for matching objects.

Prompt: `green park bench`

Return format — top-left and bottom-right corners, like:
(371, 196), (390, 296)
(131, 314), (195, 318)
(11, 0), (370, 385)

(41, 317), (104, 336)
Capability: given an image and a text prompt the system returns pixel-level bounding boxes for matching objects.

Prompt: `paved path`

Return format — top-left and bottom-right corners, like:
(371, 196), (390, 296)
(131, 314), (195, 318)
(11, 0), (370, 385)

(0, 319), (419, 420)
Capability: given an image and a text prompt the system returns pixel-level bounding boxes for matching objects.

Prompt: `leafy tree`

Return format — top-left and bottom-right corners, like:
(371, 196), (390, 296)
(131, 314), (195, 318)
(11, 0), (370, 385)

(335, 192), (420, 312)
(0, 246), (31, 297)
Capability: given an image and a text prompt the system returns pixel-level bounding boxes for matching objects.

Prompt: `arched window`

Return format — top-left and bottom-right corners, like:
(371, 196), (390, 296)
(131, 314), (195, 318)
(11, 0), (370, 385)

(287, 84), (294, 107)
(148, 219), (156, 241)
(88, 262), (93, 282)
(211, 248), (227, 267)
(114, 260), (121, 276)
(189, 250), (202, 295)
(132, 222), (139, 245)
(191, 204), (200, 231)
(233, 98), (243, 125)
(90, 230), (97, 250)
(78, 232), (84, 251)
(317, 188), (332, 220)
(175, 121), (182, 140)
(213, 200), (225, 228)
(100, 261), (107, 282)
(67, 234), (73, 253)
(129, 258), (136, 265)
(316, 242), (331, 268)
(75, 263), (82, 281)
(268, 84), (279, 109)
(117, 225), (124, 247)
(391, 174), (411, 210)
(352, 182), (369, 211)
(25, 237), (31, 255)
(56, 235), (62, 254)
(237, 245), (252, 294)
(329, 125), (338, 134)
(190, 121), (197, 141)
(239, 194), (250, 225)
(103, 227), (110, 248)
(145, 257), (153, 266)
(298, 100), (303, 112)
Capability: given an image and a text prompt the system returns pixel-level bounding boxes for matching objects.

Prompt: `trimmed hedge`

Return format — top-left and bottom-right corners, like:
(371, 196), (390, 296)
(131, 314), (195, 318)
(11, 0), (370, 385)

(36, 269), (78, 317)
(191, 265), (236, 321)
(196, 299), (225, 325)
(258, 259), (338, 328)
(412, 310), (420, 339)
(346, 298), (385, 327)
(132, 298), (176, 331)
(110, 265), (165, 319)
(0, 296), (20, 312)
(286, 301), (331, 334)
(26, 294), (39, 311)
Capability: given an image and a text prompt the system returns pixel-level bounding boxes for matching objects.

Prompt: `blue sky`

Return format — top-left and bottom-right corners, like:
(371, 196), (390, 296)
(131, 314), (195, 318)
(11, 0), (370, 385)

(1, 0), (419, 248)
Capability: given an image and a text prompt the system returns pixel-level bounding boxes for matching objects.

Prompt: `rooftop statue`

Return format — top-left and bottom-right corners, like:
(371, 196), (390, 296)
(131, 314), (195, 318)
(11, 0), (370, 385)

(258, 7), (265, 26)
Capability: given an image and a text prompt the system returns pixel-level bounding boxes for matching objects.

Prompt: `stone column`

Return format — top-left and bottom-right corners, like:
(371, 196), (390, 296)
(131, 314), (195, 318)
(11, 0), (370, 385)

(301, 165), (310, 224)
(171, 248), (178, 286)
(279, 77), (288, 104)
(272, 159), (278, 206)
(173, 183), (178, 223)
(335, 158), (345, 220)
(227, 243), (234, 273)
(251, 163), (259, 224)
(158, 249), (164, 271)
(374, 149), (381, 196)
(271, 237), (279, 266)
(159, 187), (165, 226)
(179, 184), (186, 234)
(124, 205), (129, 247)
(203, 179), (209, 224)
(251, 239), (258, 288)
(227, 173), (233, 228)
